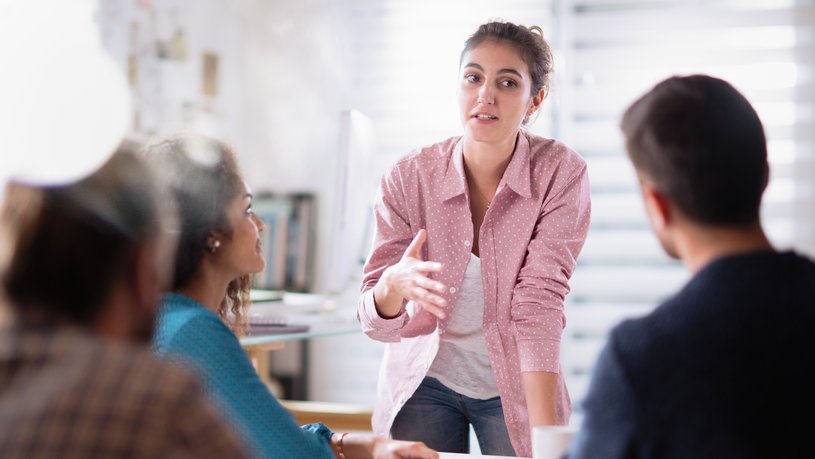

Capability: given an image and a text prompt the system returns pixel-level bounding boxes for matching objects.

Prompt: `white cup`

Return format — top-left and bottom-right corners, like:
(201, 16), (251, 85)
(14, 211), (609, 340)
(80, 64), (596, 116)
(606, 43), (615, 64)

(532, 425), (577, 459)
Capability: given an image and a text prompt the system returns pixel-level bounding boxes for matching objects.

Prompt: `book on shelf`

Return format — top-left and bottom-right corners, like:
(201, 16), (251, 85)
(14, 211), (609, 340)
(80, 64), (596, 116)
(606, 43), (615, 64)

(289, 194), (314, 292)
(252, 192), (315, 293)
(246, 312), (311, 335)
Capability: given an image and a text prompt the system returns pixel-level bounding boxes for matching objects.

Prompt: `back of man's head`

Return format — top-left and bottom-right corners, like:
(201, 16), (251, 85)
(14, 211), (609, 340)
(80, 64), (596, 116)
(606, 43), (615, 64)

(0, 142), (167, 335)
(620, 74), (768, 226)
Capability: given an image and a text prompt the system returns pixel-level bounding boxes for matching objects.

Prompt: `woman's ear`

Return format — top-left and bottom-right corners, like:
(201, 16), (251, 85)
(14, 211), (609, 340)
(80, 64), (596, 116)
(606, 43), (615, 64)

(206, 232), (222, 254)
(529, 88), (545, 115)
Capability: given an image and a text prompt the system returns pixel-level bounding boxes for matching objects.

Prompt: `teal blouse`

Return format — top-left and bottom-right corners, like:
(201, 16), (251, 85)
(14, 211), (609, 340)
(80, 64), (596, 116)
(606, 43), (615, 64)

(153, 292), (334, 459)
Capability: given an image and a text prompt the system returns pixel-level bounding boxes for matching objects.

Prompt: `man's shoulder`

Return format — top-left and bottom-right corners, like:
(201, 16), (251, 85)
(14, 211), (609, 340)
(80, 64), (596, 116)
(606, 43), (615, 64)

(2, 328), (204, 411)
(87, 343), (250, 457)
(608, 250), (815, 360)
(46, 331), (204, 407)
(0, 329), (249, 459)
(102, 339), (203, 395)
(604, 293), (688, 362)
(685, 250), (815, 307)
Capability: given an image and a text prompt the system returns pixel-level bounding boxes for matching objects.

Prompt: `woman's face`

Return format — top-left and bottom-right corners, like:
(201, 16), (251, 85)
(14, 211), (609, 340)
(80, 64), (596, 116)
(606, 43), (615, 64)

(214, 180), (266, 278)
(458, 40), (542, 146)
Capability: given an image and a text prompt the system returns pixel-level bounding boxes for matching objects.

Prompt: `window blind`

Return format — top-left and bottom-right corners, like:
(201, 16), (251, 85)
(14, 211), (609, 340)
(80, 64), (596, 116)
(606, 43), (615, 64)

(556, 0), (815, 422)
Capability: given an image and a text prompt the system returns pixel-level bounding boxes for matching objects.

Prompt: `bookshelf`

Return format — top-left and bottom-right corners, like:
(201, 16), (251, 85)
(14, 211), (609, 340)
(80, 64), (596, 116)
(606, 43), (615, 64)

(253, 193), (316, 293)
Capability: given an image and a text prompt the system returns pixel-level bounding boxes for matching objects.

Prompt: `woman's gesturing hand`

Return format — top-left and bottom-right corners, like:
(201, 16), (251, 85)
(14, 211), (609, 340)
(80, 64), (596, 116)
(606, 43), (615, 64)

(372, 229), (449, 319)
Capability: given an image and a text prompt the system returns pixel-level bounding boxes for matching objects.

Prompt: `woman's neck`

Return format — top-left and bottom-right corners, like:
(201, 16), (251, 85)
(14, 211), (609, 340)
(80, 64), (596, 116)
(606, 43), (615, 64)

(462, 137), (517, 189)
(175, 264), (231, 314)
(462, 133), (517, 181)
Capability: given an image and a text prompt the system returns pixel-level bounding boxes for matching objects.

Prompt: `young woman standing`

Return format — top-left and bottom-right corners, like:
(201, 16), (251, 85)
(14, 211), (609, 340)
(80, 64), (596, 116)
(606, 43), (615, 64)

(358, 21), (591, 457)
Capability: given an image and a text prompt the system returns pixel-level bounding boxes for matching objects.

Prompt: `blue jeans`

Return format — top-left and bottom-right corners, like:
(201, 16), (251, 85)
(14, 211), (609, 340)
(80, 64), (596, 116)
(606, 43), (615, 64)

(391, 377), (516, 456)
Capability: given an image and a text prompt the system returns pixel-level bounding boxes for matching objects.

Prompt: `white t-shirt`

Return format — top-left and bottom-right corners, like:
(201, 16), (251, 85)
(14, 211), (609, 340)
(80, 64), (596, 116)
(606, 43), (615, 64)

(427, 253), (499, 399)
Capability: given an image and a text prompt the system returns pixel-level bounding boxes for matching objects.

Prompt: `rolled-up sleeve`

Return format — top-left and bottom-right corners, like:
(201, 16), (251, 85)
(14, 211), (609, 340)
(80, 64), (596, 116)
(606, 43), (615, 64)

(357, 165), (413, 342)
(511, 163), (591, 373)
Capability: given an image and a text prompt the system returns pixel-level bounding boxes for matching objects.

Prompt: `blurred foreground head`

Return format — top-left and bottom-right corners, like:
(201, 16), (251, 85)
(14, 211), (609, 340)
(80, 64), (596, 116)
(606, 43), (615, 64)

(0, 142), (175, 342)
(0, 0), (131, 194)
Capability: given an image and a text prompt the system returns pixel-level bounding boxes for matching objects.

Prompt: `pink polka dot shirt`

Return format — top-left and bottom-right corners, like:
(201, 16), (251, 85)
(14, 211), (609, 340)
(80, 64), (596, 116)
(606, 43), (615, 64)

(357, 131), (591, 457)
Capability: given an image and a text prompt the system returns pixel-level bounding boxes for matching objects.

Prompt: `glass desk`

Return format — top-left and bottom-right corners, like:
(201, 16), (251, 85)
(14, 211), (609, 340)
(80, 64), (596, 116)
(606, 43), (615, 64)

(238, 296), (361, 386)
(240, 316), (361, 351)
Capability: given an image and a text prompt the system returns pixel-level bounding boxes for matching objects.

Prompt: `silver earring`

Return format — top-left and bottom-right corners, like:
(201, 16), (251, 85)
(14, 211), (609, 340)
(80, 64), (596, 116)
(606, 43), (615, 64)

(209, 240), (221, 253)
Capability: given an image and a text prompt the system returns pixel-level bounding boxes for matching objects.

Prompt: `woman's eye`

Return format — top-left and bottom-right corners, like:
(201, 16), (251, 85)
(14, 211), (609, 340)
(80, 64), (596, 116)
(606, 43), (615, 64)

(500, 79), (518, 88)
(465, 74), (480, 83)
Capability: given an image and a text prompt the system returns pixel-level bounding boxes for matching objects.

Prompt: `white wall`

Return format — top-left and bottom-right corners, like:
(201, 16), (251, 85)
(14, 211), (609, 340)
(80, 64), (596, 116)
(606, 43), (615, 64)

(235, 0), (354, 293)
(101, 0), (356, 293)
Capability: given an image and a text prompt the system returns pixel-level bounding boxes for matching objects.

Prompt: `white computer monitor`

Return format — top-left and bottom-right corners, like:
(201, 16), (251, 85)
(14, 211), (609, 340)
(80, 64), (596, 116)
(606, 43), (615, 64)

(324, 109), (376, 294)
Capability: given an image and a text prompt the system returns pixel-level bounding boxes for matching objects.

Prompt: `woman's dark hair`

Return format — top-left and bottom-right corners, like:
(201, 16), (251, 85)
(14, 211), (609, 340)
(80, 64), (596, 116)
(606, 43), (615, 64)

(1, 144), (163, 326)
(142, 134), (250, 333)
(461, 20), (554, 123)
(621, 74), (768, 225)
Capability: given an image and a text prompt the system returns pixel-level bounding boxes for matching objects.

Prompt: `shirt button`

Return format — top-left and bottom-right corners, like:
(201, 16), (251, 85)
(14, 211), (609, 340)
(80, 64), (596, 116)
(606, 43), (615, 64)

(463, 240), (471, 247)
(448, 286), (457, 294)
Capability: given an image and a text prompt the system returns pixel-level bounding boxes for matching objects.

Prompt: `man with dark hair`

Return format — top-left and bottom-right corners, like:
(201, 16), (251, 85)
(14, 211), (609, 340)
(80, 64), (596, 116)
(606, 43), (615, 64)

(0, 147), (251, 458)
(566, 75), (815, 459)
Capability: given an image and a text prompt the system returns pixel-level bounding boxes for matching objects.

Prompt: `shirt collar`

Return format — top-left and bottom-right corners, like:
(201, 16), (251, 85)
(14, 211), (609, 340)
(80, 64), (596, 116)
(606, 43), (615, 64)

(441, 133), (533, 202)
(503, 131), (532, 199)
(440, 138), (467, 202)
